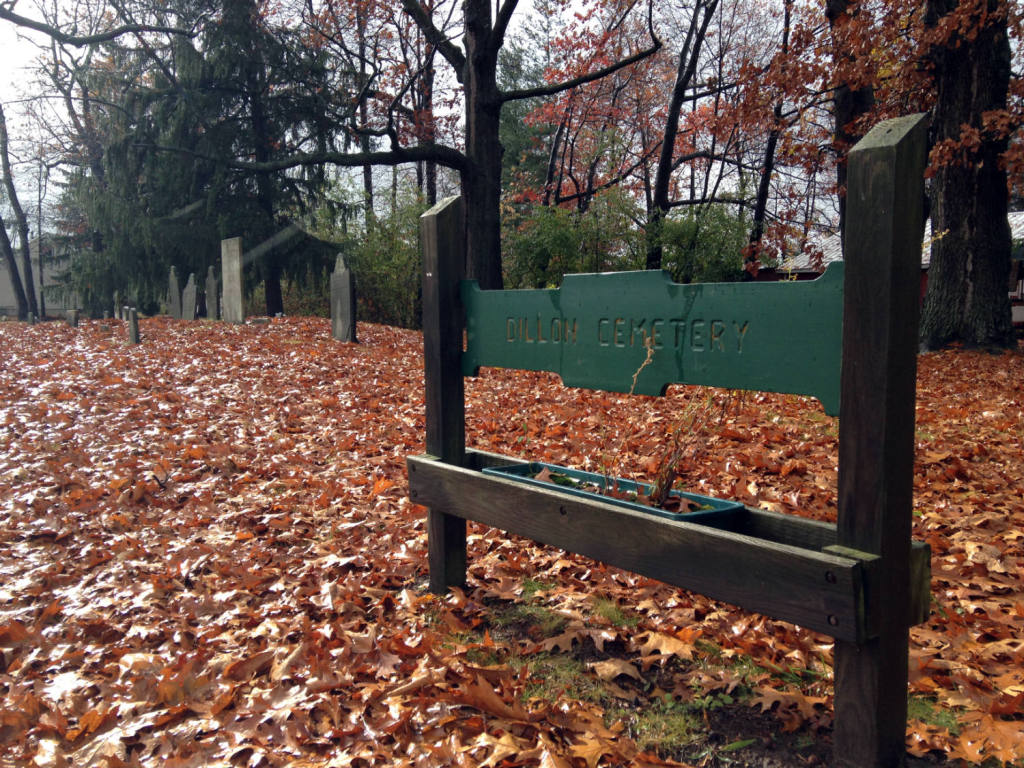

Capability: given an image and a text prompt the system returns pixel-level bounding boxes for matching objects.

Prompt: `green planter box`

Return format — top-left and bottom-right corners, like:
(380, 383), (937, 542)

(482, 462), (744, 523)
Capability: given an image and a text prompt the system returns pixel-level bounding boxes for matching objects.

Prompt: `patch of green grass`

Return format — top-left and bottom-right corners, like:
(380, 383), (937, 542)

(489, 603), (567, 638)
(464, 646), (504, 666)
(916, 427), (936, 443)
(689, 689), (743, 711)
(591, 597), (639, 628)
(515, 653), (607, 704)
(694, 639), (724, 659)
(611, 695), (701, 753)
(907, 696), (960, 736)
(725, 654), (764, 678)
(521, 578), (556, 599)
(721, 738), (757, 752)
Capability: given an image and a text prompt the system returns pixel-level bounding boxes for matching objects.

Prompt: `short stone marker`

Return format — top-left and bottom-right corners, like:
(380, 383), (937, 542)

(221, 238), (244, 324)
(182, 273), (198, 320)
(205, 266), (219, 319)
(127, 308), (140, 344)
(330, 255), (357, 343)
(168, 266), (182, 319)
(67, 310), (78, 328)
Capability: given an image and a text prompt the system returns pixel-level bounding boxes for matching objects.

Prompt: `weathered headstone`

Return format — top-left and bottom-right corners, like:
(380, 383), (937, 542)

(221, 238), (244, 324)
(168, 266), (182, 319)
(205, 266), (219, 319)
(127, 308), (140, 345)
(113, 290), (120, 320)
(67, 309), (79, 328)
(182, 273), (198, 320)
(330, 255), (358, 343)
(27, 313), (36, 325)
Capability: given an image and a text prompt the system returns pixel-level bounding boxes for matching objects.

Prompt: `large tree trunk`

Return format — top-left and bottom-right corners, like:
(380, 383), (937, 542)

(463, 0), (504, 289)
(920, 0), (1013, 350)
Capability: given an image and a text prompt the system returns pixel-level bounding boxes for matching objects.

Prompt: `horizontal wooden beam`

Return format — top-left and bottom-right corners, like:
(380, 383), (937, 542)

(408, 453), (870, 641)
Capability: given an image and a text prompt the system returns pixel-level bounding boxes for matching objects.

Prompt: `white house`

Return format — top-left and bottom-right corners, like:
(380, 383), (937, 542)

(0, 237), (76, 318)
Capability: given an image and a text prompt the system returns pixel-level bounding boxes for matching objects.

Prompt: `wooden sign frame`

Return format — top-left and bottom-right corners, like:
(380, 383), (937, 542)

(407, 114), (931, 768)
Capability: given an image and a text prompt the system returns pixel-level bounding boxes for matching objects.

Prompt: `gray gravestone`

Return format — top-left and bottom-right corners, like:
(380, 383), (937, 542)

(330, 255), (357, 343)
(67, 309), (78, 328)
(168, 266), (182, 319)
(221, 238), (244, 324)
(182, 273), (198, 320)
(128, 308), (140, 345)
(205, 266), (218, 319)
(113, 290), (121, 320)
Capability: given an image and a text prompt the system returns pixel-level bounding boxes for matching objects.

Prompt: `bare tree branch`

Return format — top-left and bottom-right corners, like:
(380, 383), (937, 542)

(144, 143), (467, 174)
(400, 0), (465, 77)
(492, 0), (520, 50)
(501, 38), (661, 104)
(0, 7), (192, 46)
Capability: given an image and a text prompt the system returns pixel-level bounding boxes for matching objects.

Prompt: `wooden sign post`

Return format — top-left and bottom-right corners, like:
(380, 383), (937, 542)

(831, 114), (928, 767)
(420, 196), (467, 593)
(411, 114), (929, 767)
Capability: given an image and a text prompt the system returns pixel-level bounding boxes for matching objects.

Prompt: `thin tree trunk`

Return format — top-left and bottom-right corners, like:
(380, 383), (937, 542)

(0, 217), (29, 320)
(358, 5), (375, 227)
(826, 0), (875, 242)
(646, 0), (719, 270)
(0, 102), (39, 317)
(746, 0), (791, 270)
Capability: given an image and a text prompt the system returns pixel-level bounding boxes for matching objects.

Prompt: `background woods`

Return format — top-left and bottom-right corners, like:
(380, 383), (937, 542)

(0, 0), (1022, 334)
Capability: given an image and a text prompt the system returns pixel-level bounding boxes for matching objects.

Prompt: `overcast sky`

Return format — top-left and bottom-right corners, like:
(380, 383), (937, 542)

(0, 19), (41, 105)
(1, 18), (57, 231)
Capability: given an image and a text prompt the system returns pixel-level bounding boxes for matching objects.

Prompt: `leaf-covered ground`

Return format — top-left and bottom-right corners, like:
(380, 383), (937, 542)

(0, 317), (1022, 768)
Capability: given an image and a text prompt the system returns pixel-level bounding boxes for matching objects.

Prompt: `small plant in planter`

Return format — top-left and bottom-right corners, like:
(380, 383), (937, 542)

(486, 339), (742, 522)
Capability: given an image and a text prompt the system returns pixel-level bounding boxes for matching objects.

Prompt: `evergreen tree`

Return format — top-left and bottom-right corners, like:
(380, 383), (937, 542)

(56, 0), (339, 315)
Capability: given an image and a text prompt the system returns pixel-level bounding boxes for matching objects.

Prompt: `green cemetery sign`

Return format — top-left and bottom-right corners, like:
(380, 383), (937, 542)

(462, 264), (844, 415)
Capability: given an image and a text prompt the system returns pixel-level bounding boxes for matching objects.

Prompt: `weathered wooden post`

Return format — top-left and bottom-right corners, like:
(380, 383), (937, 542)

(330, 255), (358, 342)
(830, 114), (928, 767)
(420, 196), (467, 592)
(168, 267), (182, 319)
(127, 308), (140, 345)
(221, 238), (245, 324)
